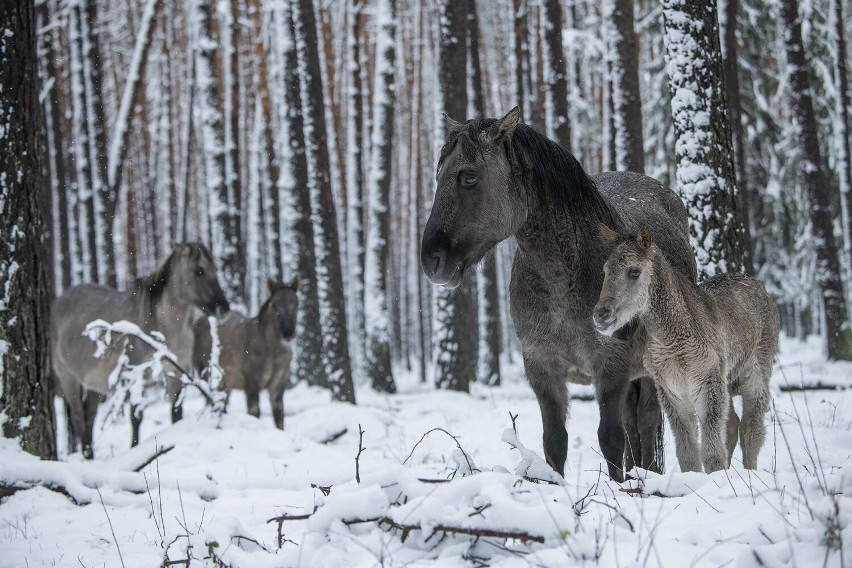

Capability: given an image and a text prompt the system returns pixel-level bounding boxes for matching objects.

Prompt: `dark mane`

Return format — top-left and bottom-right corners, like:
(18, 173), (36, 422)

(438, 119), (621, 229)
(135, 253), (173, 302)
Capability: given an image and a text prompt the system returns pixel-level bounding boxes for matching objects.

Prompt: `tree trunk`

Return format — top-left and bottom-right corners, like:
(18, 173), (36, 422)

(365, 0), (397, 394)
(292, 0), (356, 403)
(542, 0), (571, 149)
(720, 0), (755, 275)
(0, 0), (56, 460)
(780, 0), (852, 360)
(662, 0), (744, 278)
(435, 0), (478, 393)
(279, 1), (325, 389)
(605, 0), (645, 173)
(833, 0), (852, 282)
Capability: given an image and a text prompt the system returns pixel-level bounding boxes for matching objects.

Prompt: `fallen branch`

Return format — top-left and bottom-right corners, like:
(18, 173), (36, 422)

(320, 428), (348, 444)
(0, 482), (78, 503)
(132, 445), (175, 473)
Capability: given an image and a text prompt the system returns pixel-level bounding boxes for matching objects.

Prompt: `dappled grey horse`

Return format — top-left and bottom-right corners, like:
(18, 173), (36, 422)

(421, 108), (697, 481)
(193, 276), (299, 429)
(51, 243), (229, 458)
(594, 227), (779, 472)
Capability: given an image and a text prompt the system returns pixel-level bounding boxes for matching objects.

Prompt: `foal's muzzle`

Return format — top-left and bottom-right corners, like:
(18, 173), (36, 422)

(592, 305), (617, 335)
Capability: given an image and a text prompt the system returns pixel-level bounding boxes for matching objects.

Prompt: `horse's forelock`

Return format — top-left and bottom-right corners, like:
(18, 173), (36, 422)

(437, 118), (499, 174)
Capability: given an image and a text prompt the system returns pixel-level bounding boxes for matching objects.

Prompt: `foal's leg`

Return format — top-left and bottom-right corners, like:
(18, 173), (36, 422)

(739, 370), (771, 469)
(695, 374), (730, 473)
(657, 383), (701, 472)
(525, 355), (569, 477)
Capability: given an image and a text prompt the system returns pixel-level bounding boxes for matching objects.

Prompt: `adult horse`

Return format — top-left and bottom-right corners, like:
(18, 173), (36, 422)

(51, 242), (229, 458)
(421, 108), (697, 481)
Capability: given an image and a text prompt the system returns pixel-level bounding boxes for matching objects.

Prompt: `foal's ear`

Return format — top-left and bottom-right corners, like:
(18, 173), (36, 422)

(290, 274), (301, 290)
(171, 241), (188, 255)
(636, 227), (653, 252)
(443, 112), (464, 134)
(494, 106), (521, 143)
(267, 277), (278, 293)
(596, 223), (618, 250)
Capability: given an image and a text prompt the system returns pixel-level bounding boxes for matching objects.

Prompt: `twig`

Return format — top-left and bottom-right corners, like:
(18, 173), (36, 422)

(96, 486), (127, 568)
(402, 427), (479, 475)
(321, 428), (348, 444)
(132, 445), (175, 472)
(356, 424), (365, 484)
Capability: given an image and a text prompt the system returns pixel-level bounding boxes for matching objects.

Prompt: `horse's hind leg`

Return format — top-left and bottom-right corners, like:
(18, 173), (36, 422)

(82, 389), (103, 459)
(695, 374), (730, 473)
(525, 355), (569, 477)
(726, 394), (740, 466)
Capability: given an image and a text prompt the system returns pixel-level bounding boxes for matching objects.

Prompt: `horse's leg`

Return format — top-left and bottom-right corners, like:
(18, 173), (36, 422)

(130, 404), (143, 448)
(739, 371), (770, 469)
(593, 360), (631, 482)
(726, 394), (740, 466)
(269, 377), (286, 430)
(695, 374), (729, 473)
(622, 381), (642, 474)
(82, 390), (103, 459)
(167, 374), (183, 423)
(64, 385), (86, 457)
(657, 383), (701, 472)
(244, 375), (261, 420)
(525, 355), (569, 477)
(636, 377), (664, 473)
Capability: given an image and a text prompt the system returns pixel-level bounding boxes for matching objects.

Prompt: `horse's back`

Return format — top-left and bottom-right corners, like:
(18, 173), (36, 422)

(51, 284), (136, 394)
(595, 171), (697, 281)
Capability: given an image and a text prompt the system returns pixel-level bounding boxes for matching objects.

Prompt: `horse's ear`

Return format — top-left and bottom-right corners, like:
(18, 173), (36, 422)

(171, 241), (188, 256)
(636, 227), (653, 252)
(267, 277), (277, 293)
(597, 223), (618, 250)
(494, 106), (521, 143)
(290, 274), (301, 290)
(443, 112), (464, 134)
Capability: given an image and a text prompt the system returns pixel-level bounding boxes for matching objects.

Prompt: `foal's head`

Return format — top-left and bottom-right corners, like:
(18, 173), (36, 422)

(146, 242), (230, 315)
(421, 107), (527, 288)
(263, 276), (300, 341)
(593, 226), (656, 337)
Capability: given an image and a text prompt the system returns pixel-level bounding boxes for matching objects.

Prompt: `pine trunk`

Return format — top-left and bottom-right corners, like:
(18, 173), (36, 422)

(834, 0), (852, 281)
(662, 0), (744, 278)
(780, 0), (852, 360)
(542, 0), (571, 149)
(0, 0), (56, 460)
(292, 0), (356, 403)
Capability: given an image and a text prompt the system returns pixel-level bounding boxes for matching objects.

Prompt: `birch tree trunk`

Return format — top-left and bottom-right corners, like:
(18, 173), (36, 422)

(292, 0), (356, 403)
(780, 0), (852, 360)
(662, 0), (744, 277)
(0, 0), (56, 460)
(365, 0), (397, 393)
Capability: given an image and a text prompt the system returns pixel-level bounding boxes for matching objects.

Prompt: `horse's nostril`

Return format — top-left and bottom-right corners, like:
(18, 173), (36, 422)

(596, 307), (611, 322)
(428, 249), (446, 276)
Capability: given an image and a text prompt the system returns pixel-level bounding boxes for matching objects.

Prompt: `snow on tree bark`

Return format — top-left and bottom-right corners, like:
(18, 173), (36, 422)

(780, 0), (852, 360)
(434, 0), (478, 393)
(292, 0), (356, 403)
(364, 0), (397, 394)
(662, 0), (744, 277)
(832, 0), (852, 285)
(0, 0), (56, 460)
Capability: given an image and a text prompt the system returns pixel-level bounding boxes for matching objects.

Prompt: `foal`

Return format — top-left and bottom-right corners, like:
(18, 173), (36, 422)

(593, 227), (779, 472)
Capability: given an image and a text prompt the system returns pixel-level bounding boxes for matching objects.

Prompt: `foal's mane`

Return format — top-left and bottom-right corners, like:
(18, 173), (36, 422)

(438, 119), (620, 228)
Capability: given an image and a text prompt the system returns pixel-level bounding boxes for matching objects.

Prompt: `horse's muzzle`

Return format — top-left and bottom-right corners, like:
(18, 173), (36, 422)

(421, 232), (464, 288)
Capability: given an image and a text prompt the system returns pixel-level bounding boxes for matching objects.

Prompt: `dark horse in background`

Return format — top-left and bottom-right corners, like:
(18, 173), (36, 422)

(51, 243), (229, 458)
(421, 108), (697, 481)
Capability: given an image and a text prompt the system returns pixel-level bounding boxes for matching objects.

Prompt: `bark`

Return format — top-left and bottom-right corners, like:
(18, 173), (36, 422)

(281, 1), (325, 389)
(542, 0), (571, 149)
(834, 0), (852, 280)
(514, 0), (531, 117)
(662, 0), (744, 277)
(780, 0), (852, 360)
(292, 0), (356, 403)
(435, 0), (478, 393)
(605, 0), (645, 173)
(365, 0), (397, 394)
(0, 0), (56, 460)
(721, 0), (755, 275)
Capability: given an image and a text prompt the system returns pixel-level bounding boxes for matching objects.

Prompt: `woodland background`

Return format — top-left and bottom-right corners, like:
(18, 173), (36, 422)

(2, 0), (852, 457)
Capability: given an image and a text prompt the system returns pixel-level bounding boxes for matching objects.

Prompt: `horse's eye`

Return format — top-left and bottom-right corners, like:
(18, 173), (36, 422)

(628, 268), (641, 279)
(196, 268), (206, 278)
(460, 173), (478, 188)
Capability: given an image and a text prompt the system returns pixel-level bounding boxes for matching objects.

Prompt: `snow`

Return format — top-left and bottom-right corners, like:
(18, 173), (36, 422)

(1, 336), (850, 567)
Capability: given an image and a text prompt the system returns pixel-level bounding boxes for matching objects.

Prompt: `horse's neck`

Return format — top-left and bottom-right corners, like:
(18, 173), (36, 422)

(644, 255), (706, 342)
(256, 304), (279, 344)
(149, 285), (196, 342)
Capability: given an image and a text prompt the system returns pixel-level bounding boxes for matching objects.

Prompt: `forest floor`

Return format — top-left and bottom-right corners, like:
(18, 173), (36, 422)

(0, 335), (850, 567)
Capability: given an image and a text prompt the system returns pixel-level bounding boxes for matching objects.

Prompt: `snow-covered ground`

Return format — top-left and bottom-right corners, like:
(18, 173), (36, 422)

(1, 335), (850, 567)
